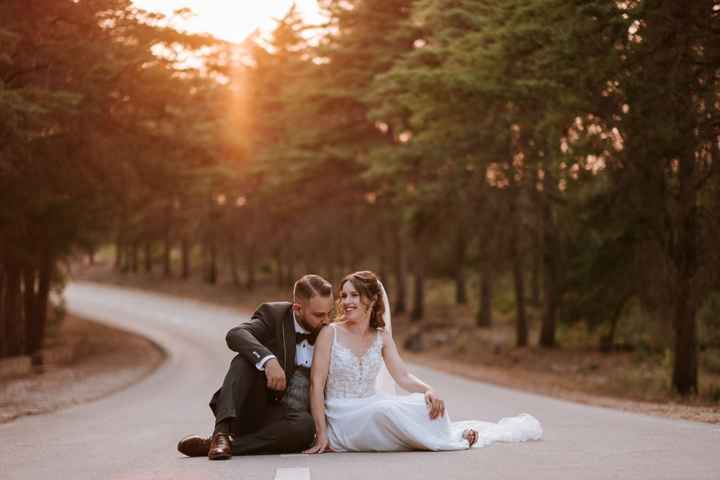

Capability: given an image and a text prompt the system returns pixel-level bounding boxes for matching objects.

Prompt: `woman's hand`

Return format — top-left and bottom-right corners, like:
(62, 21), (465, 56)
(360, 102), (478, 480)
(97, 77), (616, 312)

(425, 390), (446, 420)
(303, 432), (334, 454)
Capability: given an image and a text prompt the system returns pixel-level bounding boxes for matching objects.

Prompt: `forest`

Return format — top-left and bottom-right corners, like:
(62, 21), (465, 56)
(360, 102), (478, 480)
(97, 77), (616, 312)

(1, 0), (719, 397)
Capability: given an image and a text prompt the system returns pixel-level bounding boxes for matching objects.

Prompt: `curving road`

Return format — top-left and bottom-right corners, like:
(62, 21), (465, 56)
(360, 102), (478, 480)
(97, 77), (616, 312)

(1, 282), (719, 480)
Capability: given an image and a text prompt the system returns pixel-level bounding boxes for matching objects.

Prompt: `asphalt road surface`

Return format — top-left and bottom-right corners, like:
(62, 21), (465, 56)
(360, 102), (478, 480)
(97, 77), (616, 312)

(2, 282), (718, 480)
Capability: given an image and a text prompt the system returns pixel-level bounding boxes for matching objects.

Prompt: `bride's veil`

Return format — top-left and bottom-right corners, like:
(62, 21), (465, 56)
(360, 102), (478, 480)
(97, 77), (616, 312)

(375, 280), (399, 395)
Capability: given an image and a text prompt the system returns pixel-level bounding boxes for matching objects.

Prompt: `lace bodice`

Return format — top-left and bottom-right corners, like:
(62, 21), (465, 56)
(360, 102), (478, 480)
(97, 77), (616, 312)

(326, 325), (384, 400)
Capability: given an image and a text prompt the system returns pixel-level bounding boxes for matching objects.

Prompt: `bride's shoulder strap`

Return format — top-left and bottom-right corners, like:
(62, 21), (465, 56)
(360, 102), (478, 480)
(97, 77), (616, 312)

(375, 328), (385, 345)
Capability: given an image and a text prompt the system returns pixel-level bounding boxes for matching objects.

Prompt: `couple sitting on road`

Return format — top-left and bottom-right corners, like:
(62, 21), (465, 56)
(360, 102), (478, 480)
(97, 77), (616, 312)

(177, 272), (542, 460)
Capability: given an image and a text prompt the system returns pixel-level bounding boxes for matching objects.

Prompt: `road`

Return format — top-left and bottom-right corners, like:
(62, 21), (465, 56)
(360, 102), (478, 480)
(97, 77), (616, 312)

(1, 282), (718, 480)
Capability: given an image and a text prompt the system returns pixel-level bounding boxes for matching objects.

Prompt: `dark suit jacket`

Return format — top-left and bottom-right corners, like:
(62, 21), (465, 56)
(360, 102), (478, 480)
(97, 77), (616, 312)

(225, 302), (298, 380)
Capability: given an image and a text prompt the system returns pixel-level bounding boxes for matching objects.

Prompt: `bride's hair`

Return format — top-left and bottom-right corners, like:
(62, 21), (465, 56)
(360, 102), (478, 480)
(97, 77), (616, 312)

(337, 271), (386, 330)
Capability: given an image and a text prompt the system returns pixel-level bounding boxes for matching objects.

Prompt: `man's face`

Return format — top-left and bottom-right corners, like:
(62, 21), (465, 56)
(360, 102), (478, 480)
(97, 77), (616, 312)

(294, 295), (333, 333)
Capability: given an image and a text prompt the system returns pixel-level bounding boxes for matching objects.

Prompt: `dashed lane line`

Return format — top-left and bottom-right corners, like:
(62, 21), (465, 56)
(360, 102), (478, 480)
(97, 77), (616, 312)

(275, 467), (311, 480)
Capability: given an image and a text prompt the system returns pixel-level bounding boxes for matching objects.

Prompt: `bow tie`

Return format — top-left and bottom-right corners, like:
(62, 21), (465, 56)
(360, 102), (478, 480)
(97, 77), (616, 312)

(295, 331), (317, 346)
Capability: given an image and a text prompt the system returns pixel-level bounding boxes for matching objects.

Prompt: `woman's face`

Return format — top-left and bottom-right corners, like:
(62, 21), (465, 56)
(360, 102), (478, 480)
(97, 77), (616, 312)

(340, 280), (368, 321)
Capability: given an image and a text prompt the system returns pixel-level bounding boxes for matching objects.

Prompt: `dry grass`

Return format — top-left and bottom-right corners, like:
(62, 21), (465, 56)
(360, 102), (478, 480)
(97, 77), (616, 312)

(0, 312), (165, 424)
(393, 308), (720, 423)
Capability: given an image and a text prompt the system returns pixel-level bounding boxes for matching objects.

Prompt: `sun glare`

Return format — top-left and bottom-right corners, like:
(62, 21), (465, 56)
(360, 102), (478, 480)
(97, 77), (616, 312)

(132, 0), (323, 43)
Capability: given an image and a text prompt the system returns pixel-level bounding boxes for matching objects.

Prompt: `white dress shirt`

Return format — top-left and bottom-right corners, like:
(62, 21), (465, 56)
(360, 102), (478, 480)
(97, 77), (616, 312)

(255, 312), (314, 370)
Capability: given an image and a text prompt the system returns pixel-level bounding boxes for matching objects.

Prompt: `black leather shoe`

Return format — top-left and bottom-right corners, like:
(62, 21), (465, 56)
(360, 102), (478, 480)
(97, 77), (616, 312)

(177, 435), (211, 457)
(208, 432), (232, 460)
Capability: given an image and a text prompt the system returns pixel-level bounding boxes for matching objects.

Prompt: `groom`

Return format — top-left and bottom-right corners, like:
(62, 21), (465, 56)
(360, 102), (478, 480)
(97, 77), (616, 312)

(177, 274), (334, 460)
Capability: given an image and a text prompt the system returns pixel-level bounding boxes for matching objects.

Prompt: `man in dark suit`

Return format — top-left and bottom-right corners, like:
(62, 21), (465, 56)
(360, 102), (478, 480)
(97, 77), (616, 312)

(177, 274), (334, 460)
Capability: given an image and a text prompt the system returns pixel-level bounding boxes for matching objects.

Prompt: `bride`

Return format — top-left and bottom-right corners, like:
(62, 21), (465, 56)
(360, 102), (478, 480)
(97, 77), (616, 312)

(304, 270), (542, 453)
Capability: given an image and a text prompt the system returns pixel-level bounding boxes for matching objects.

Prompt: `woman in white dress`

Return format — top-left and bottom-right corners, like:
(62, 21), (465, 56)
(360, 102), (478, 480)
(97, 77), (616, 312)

(304, 270), (542, 453)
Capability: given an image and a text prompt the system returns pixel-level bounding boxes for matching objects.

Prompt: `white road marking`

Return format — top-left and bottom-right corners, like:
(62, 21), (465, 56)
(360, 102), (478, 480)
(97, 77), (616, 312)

(275, 467), (310, 480)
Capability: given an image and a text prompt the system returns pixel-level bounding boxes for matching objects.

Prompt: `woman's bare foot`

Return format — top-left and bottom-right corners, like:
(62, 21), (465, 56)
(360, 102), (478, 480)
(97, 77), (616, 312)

(463, 428), (478, 447)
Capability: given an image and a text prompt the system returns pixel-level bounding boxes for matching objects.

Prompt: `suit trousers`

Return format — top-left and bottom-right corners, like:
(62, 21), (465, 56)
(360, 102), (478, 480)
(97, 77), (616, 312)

(209, 354), (315, 455)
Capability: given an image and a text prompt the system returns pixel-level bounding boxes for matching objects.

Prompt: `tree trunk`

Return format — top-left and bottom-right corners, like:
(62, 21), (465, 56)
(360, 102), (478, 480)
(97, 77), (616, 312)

(275, 249), (284, 288)
(476, 264), (493, 327)
(181, 238), (191, 279)
(22, 266), (37, 356)
(334, 239), (345, 281)
(600, 299), (626, 352)
(672, 276), (698, 394)
(229, 244), (241, 287)
(530, 229), (542, 306)
(327, 251), (337, 285)
(539, 256), (558, 347)
(29, 249), (52, 367)
(284, 250), (295, 285)
(392, 225), (407, 314)
(330, 262), (338, 284)
(528, 164), (542, 307)
(130, 241), (139, 273)
(245, 245), (256, 291)
(671, 152), (699, 394)
(114, 234), (124, 272)
(539, 250), (558, 347)
(3, 263), (22, 356)
(510, 185), (528, 347)
(378, 227), (389, 284)
(513, 255), (528, 347)
(163, 203), (173, 277)
(120, 244), (130, 273)
(144, 242), (152, 273)
(410, 261), (425, 322)
(0, 266), (6, 357)
(539, 168), (558, 347)
(206, 240), (217, 285)
(454, 228), (468, 305)
(163, 233), (172, 277)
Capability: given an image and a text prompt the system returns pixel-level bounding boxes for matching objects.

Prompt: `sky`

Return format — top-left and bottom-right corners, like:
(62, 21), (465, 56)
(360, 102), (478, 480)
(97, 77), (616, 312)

(132, 0), (324, 43)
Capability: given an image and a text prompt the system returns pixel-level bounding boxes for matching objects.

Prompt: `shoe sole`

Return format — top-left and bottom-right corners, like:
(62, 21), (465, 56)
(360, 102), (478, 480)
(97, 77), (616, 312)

(208, 452), (231, 460)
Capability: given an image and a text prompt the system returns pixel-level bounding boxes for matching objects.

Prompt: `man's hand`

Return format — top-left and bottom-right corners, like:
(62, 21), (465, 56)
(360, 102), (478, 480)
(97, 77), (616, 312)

(425, 390), (445, 420)
(264, 358), (287, 391)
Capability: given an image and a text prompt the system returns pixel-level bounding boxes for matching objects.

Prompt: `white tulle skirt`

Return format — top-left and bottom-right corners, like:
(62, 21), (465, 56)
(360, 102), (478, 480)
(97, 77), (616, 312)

(325, 392), (542, 452)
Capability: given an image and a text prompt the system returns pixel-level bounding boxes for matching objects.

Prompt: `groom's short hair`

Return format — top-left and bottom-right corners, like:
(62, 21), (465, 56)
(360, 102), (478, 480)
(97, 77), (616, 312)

(293, 274), (332, 302)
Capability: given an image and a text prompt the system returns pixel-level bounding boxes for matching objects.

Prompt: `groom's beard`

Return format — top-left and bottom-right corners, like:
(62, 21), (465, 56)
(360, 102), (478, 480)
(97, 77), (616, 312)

(296, 313), (319, 335)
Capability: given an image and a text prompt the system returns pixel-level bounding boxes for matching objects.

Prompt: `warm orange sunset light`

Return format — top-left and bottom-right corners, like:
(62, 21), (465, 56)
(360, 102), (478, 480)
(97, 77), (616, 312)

(132, 0), (324, 43)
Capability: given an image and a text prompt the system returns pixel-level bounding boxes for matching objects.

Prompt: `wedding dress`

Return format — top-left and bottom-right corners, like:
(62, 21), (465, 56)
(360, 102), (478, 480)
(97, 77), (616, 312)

(324, 323), (543, 452)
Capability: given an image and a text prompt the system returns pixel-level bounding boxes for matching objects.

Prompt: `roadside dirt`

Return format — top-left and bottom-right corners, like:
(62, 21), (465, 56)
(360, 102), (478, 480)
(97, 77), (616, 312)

(392, 310), (720, 424)
(0, 313), (165, 424)
(401, 350), (720, 424)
